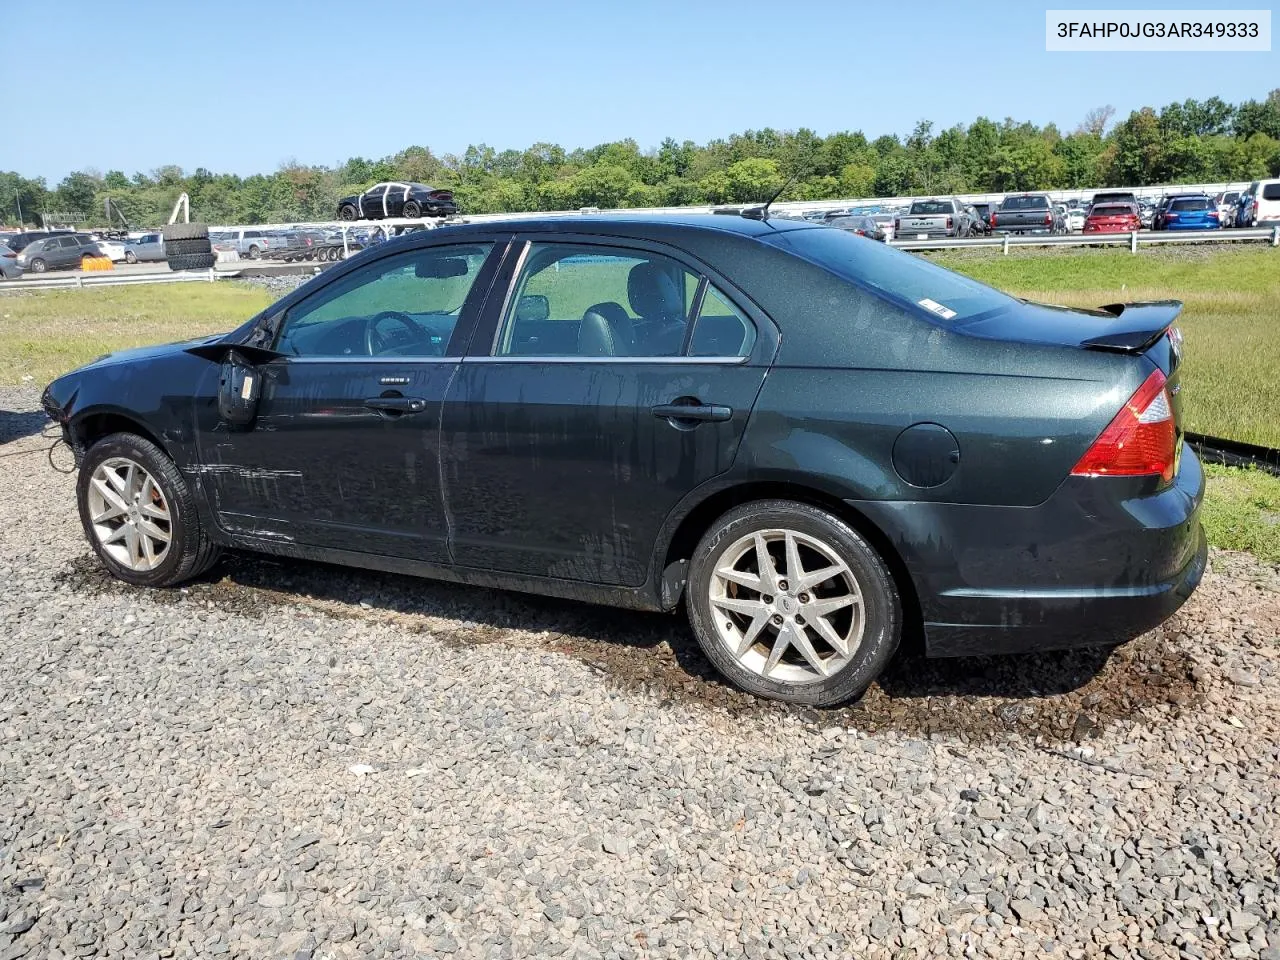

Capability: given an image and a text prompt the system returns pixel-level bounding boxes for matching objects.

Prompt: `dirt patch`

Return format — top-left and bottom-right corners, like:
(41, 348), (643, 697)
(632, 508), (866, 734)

(56, 547), (1235, 744)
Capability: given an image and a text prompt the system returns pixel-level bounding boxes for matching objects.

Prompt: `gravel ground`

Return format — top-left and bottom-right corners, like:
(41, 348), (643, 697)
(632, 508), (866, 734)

(1, 384), (1277, 960)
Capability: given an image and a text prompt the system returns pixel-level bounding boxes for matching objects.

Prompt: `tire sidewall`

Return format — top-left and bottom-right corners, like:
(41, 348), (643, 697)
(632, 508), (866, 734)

(77, 433), (198, 587)
(687, 501), (900, 707)
(403, 201), (421, 218)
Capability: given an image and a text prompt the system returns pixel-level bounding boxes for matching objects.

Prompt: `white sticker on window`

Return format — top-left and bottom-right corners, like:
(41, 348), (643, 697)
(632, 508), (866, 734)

(240, 373), (254, 400)
(918, 298), (957, 320)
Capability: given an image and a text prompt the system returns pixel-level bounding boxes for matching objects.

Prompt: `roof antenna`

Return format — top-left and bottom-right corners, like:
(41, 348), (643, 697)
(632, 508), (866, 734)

(742, 173), (799, 221)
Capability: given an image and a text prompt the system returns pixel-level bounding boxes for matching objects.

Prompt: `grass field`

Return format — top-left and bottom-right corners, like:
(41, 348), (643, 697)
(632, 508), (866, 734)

(933, 245), (1280, 449)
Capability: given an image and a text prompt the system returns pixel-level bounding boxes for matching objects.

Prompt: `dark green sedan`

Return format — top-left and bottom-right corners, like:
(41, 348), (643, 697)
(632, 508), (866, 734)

(42, 214), (1205, 706)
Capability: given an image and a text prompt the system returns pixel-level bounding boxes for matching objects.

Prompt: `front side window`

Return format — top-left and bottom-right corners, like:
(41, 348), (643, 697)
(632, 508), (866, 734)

(276, 243), (493, 358)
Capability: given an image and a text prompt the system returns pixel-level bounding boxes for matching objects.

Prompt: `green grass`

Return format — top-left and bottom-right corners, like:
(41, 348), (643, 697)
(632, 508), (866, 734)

(1202, 464), (1280, 563)
(0, 283), (273, 385)
(932, 245), (1280, 448)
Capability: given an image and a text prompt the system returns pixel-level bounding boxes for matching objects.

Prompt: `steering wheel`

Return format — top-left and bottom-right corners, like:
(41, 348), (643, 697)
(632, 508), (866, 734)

(364, 310), (427, 356)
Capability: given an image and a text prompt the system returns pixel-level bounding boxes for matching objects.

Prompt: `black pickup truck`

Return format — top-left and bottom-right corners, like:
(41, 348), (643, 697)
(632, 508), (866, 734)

(991, 194), (1062, 235)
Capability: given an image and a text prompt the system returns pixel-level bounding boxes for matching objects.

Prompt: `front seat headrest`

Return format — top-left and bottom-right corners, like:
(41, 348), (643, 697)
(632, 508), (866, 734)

(577, 310), (618, 357)
(627, 262), (684, 323)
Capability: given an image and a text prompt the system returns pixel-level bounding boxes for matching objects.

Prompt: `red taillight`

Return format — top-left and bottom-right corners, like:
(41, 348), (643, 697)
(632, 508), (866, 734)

(945, 216), (953, 229)
(855, 229), (865, 235)
(1072, 369), (1176, 484)
(989, 213), (997, 227)
(1044, 211), (1052, 225)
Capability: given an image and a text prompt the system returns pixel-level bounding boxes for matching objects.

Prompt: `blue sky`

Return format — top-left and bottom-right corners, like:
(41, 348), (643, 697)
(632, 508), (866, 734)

(4, 0), (1277, 182)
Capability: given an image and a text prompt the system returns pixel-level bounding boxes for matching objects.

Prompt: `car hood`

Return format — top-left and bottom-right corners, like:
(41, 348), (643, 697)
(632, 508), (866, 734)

(76, 333), (227, 373)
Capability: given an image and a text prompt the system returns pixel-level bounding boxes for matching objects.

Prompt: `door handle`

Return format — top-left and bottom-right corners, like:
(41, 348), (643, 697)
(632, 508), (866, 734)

(651, 402), (733, 423)
(365, 396), (426, 414)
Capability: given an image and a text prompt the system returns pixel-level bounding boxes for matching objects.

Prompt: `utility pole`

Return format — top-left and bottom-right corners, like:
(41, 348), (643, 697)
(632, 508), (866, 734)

(14, 192), (21, 226)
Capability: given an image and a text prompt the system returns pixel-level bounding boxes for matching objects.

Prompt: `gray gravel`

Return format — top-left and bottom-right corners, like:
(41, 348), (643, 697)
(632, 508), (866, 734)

(1, 384), (1277, 960)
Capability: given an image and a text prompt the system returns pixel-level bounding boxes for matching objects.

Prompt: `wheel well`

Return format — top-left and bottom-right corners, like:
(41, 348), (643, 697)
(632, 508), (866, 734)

(661, 482), (924, 648)
(73, 413), (166, 458)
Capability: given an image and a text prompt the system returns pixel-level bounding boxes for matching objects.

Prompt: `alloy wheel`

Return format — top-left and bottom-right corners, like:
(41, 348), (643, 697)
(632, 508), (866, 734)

(86, 457), (172, 571)
(709, 528), (864, 685)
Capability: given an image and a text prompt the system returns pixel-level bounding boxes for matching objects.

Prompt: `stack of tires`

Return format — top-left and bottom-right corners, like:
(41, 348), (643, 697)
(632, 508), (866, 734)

(163, 223), (216, 271)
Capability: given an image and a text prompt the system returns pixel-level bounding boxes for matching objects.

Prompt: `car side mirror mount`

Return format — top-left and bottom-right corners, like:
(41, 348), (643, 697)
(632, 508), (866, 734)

(218, 350), (265, 425)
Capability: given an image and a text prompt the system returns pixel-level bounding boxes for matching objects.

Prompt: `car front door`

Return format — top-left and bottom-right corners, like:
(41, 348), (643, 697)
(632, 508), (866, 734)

(441, 238), (776, 586)
(360, 184), (388, 219)
(194, 239), (507, 562)
(55, 236), (80, 268)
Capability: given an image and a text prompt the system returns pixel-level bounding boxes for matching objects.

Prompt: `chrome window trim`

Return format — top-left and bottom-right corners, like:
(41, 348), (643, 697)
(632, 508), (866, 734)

(460, 355), (750, 366)
(274, 355), (457, 364)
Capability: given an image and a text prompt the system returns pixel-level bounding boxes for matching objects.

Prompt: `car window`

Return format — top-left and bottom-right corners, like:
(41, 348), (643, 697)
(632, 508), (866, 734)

(909, 201), (950, 215)
(276, 243), (493, 358)
(1092, 205), (1135, 217)
(1170, 198), (1211, 212)
(495, 243), (700, 358)
(1263, 183), (1280, 201)
(1000, 196), (1048, 210)
(763, 226), (1013, 324)
(58, 237), (80, 249)
(688, 285), (756, 358)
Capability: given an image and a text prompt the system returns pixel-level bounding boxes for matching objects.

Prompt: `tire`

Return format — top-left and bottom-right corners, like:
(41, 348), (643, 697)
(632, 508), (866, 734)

(77, 432), (220, 588)
(247, 245), (260, 260)
(30, 258), (46, 273)
(162, 222), (209, 242)
(339, 204), (357, 221)
(125, 251), (137, 264)
(167, 252), (217, 271)
(163, 237), (212, 257)
(402, 200), (422, 218)
(686, 500), (900, 707)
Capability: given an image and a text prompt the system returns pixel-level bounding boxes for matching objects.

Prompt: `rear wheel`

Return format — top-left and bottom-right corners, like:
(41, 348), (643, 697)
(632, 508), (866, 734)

(402, 200), (422, 218)
(77, 433), (220, 587)
(686, 500), (900, 706)
(247, 245), (260, 259)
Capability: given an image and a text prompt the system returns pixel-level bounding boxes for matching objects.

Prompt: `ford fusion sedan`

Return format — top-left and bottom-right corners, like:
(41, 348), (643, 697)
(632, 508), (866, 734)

(42, 214), (1205, 706)
(337, 182), (457, 221)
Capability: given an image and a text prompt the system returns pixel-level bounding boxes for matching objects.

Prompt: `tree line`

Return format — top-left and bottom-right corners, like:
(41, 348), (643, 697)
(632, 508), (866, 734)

(3, 91), (1278, 229)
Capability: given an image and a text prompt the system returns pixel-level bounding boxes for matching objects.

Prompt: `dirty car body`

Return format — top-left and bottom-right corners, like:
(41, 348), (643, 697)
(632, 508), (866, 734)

(43, 214), (1206, 705)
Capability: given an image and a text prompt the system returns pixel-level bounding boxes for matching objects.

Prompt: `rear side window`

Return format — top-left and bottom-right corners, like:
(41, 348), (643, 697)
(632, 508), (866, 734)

(1263, 183), (1280, 201)
(764, 227), (1013, 324)
(689, 286), (756, 358)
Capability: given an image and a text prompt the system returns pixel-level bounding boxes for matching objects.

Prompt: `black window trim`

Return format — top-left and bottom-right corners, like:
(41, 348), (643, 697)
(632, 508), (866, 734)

(475, 236), (762, 364)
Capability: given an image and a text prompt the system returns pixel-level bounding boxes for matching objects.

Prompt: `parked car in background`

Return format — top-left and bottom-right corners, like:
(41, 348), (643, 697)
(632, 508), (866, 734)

(825, 215), (886, 241)
(1089, 191), (1139, 212)
(14, 234), (104, 272)
(336, 182), (457, 221)
(1240, 178), (1280, 225)
(964, 204), (990, 236)
(42, 213), (1206, 707)
(869, 214), (896, 241)
(970, 202), (997, 232)
(895, 198), (972, 239)
(0, 245), (23, 280)
(3, 229), (74, 254)
(1215, 191), (1240, 226)
(1083, 203), (1141, 234)
(1152, 194), (1220, 231)
(991, 194), (1061, 235)
(124, 233), (167, 263)
(1060, 204), (1086, 232)
(1138, 200), (1157, 229)
(93, 238), (128, 262)
(215, 228), (289, 260)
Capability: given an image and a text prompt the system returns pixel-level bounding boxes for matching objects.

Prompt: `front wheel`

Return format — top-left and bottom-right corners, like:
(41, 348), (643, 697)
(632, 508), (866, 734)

(125, 251), (137, 264)
(76, 433), (221, 587)
(30, 258), (46, 273)
(686, 500), (901, 706)
(339, 204), (357, 221)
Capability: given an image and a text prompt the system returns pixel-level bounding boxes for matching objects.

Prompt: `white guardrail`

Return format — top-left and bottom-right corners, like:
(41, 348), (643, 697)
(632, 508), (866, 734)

(2, 226), (1277, 293)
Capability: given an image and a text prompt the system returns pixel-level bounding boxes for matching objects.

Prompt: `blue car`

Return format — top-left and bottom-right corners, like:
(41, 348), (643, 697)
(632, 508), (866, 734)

(1153, 194), (1220, 231)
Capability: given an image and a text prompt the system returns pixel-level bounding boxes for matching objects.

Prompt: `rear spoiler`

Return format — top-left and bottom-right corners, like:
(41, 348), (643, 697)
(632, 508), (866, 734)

(1081, 300), (1183, 353)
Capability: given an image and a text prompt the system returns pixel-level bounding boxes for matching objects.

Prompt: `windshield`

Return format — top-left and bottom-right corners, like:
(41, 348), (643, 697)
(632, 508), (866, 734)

(1222, 192), (1239, 203)
(764, 226), (1013, 324)
(1093, 193), (1134, 204)
(1170, 197), (1211, 212)
(999, 196), (1048, 210)
(908, 201), (950, 215)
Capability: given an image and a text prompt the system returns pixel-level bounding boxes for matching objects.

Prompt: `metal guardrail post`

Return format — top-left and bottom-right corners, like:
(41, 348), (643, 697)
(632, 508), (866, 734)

(1002, 235), (1010, 256)
(75, 275), (83, 289)
(1130, 231), (1139, 254)
(1273, 226), (1279, 247)
(207, 268), (215, 283)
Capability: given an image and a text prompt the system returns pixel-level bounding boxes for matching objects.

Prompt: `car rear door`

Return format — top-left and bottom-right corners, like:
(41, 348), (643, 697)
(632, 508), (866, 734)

(195, 238), (508, 561)
(440, 236), (777, 587)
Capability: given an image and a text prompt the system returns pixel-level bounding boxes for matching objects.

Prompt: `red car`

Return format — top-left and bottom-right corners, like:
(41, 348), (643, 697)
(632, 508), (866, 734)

(1084, 203), (1141, 234)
